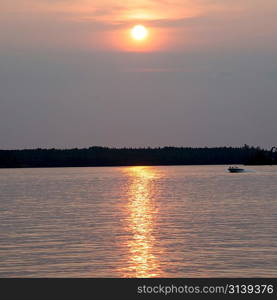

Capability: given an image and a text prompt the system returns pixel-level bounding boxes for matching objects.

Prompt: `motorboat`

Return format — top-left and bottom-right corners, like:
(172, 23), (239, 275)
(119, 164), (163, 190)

(228, 166), (245, 173)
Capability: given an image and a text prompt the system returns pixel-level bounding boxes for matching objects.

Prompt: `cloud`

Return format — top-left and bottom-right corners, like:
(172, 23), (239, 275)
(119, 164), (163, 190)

(1, 0), (277, 52)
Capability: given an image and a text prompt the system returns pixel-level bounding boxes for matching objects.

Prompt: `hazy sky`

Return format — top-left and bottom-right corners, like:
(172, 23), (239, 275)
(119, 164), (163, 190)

(1, 0), (277, 149)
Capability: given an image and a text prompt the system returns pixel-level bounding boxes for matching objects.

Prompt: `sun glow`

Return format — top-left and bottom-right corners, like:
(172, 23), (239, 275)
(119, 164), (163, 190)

(112, 23), (167, 52)
(131, 25), (149, 41)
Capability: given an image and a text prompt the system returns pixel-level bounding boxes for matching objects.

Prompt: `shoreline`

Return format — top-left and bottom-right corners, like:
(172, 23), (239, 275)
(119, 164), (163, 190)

(0, 163), (276, 170)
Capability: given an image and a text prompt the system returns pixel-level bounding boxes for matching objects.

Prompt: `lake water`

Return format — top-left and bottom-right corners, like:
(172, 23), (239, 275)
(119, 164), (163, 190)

(0, 165), (276, 278)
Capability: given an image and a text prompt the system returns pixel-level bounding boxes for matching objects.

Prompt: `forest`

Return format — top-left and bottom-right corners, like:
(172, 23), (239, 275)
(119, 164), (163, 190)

(0, 145), (276, 168)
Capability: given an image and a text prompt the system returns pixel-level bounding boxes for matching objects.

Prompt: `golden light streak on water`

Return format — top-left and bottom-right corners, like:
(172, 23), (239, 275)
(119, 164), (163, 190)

(120, 166), (162, 277)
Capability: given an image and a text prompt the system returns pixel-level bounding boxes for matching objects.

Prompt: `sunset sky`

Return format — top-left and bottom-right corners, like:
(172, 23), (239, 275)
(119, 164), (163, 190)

(1, 0), (277, 148)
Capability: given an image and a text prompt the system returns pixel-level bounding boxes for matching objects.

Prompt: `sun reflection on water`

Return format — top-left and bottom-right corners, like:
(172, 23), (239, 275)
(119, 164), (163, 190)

(120, 166), (162, 278)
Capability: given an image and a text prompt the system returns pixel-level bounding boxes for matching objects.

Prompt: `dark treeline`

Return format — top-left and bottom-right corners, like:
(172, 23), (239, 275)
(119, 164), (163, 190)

(0, 145), (276, 168)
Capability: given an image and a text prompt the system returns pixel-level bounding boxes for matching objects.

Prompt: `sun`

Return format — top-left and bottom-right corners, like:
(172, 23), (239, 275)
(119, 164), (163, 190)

(131, 25), (149, 41)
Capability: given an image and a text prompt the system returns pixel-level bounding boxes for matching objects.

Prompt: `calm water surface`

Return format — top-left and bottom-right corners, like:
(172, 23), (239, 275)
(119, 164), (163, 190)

(0, 165), (276, 277)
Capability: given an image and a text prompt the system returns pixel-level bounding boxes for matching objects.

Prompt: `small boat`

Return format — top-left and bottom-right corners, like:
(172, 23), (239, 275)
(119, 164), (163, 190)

(228, 166), (245, 173)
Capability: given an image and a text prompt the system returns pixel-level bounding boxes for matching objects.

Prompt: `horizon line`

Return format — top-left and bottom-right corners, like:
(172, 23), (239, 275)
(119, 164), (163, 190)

(0, 144), (268, 151)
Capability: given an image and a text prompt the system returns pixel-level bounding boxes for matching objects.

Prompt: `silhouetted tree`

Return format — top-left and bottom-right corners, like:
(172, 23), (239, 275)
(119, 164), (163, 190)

(0, 145), (274, 168)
